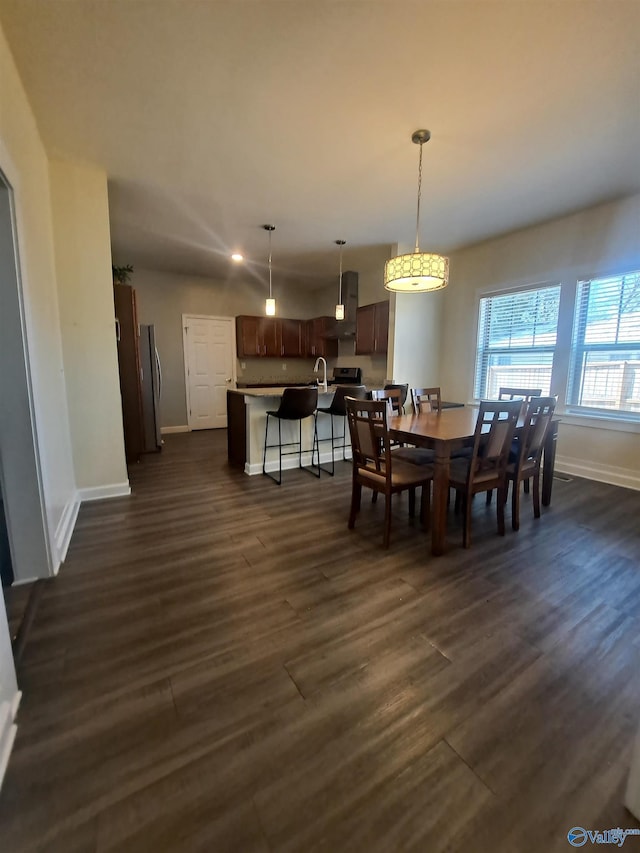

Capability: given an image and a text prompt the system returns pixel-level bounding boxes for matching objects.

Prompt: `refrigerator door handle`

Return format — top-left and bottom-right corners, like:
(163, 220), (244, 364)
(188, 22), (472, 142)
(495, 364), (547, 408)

(155, 347), (162, 400)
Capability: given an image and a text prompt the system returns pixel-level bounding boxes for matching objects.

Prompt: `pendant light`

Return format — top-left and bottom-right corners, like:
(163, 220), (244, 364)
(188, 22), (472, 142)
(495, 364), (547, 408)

(384, 129), (449, 293)
(334, 239), (346, 321)
(263, 224), (276, 316)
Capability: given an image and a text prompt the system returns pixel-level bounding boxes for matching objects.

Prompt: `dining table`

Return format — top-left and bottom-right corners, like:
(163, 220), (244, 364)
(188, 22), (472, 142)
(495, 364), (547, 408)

(388, 405), (559, 556)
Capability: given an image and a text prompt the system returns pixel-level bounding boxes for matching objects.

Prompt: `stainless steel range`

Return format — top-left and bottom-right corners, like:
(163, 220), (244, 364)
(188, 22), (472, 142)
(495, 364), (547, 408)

(328, 366), (362, 386)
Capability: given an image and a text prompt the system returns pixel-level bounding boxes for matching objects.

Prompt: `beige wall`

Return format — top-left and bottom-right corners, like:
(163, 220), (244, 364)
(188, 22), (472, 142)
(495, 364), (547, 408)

(440, 195), (640, 486)
(0, 20), (76, 566)
(49, 160), (128, 492)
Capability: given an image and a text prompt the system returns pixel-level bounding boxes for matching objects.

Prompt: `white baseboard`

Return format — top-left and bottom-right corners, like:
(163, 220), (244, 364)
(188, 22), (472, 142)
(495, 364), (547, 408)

(555, 455), (640, 491)
(161, 425), (191, 434)
(0, 691), (21, 792)
(245, 448), (352, 476)
(54, 494), (80, 567)
(77, 482), (131, 502)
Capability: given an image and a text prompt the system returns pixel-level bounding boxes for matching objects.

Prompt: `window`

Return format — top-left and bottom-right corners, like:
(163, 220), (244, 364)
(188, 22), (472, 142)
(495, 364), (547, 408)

(568, 271), (640, 416)
(474, 285), (560, 399)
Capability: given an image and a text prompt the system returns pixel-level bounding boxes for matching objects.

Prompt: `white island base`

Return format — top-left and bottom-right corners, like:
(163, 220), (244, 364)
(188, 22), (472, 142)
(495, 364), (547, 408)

(227, 387), (353, 476)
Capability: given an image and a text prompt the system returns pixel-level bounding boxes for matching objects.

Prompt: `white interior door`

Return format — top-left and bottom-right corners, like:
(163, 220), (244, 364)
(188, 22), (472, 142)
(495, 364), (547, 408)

(183, 316), (235, 430)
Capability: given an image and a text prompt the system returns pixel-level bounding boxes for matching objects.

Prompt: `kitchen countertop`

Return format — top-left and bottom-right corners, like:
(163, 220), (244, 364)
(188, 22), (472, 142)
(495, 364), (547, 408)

(229, 386), (335, 397)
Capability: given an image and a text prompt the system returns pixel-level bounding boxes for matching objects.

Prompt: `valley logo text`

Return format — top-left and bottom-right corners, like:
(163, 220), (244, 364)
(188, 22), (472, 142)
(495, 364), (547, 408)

(567, 827), (640, 847)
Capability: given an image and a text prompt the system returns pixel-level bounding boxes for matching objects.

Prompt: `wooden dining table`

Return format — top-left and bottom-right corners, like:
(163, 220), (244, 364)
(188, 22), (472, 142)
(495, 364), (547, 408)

(388, 406), (559, 556)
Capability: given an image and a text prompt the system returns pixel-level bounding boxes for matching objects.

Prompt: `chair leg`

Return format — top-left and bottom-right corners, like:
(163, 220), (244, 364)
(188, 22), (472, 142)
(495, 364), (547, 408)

(486, 489), (493, 505)
(462, 492), (472, 549)
(497, 484), (506, 535)
(532, 472), (541, 518)
(263, 414), (282, 485)
(524, 478), (530, 494)
(408, 488), (416, 518)
(262, 413), (270, 475)
(383, 494), (392, 548)
(511, 477), (521, 531)
(348, 480), (361, 529)
(372, 491), (378, 504)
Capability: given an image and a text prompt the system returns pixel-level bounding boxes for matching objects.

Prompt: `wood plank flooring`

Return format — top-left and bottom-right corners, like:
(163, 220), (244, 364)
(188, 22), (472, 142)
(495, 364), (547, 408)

(1, 429), (639, 852)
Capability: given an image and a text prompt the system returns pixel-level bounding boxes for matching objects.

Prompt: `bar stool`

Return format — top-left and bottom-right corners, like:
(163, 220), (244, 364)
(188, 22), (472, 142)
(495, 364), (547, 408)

(262, 387), (320, 485)
(316, 384), (367, 475)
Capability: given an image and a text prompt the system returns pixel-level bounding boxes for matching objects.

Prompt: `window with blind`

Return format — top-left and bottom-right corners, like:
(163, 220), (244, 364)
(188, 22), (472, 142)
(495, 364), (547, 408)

(568, 271), (640, 416)
(474, 285), (560, 400)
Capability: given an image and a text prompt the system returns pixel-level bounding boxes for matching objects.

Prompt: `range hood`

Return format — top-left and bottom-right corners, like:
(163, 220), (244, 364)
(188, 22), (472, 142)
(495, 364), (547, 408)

(326, 270), (358, 339)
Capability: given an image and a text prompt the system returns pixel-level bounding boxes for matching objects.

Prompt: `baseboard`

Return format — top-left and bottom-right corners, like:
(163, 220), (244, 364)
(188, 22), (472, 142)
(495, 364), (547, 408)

(0, 690), (21, 792)
(245, 448), (352, 476)
(555, 455), (640, 491)
(161, 425), (191, 434)
(77, 482), (131, 502)
(54, 493), (80, 567)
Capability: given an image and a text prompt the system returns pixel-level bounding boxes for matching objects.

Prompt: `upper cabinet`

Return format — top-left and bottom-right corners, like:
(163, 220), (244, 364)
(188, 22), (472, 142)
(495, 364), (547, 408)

(355, 301), (389, 355)
(305, 317), (338, 359)
(236, 316), (305, 358)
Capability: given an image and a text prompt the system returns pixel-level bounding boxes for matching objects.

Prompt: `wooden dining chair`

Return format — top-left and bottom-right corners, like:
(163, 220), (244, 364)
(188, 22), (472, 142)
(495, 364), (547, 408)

(506, 396), (557, 530)
(498, 386), (542, 402)
(345, 398), (433, 548)
(448, 399), (521, 548)
(370, 388), (403, 415)
(411, 387), (441, 413)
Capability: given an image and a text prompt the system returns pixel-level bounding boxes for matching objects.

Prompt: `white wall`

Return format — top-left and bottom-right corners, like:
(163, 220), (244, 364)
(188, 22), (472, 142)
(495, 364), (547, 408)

(49, 159), (128, 496)
(439, 195), (640, 486)
(0, 20), (76, 571)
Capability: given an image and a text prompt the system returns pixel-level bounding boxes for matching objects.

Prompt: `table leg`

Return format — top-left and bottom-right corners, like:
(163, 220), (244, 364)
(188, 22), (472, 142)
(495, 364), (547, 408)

(431, 445), (450, 556)
(542, 420), (558, 506)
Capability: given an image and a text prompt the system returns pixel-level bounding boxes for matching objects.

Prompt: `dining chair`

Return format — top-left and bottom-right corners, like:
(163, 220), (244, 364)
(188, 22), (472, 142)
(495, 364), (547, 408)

(316, 384), (367, 475)
(345, 398), (434, 548)
(383, 383), (409, 409)
(448, 399), (522, 548)
(498, 386), (543, 402)
(411, 387), (441, 413)
(371, 388), (403, 415)
(506, 396), (557, 530)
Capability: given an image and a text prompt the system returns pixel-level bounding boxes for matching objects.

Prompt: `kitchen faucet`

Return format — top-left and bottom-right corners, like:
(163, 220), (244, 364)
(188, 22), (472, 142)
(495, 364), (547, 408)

(314, 356), (328, 393)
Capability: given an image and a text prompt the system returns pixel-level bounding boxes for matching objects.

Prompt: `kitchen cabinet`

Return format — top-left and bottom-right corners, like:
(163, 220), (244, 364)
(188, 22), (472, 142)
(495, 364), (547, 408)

(280, 318), (304, 358)
(305, 317), (338, 359)
(236, 316), (281, 357)
(113, 283), (144, 463)
(355, 301), (389, 355)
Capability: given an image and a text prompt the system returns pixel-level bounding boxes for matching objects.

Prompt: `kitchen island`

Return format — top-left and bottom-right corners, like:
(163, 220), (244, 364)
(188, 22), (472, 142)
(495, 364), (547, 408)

(227, 387), (351, 475)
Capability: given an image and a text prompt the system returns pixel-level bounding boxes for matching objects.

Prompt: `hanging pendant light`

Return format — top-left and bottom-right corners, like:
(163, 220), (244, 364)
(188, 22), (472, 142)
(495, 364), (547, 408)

(263, 224), (276, 316)
(384, 130), (449, 293)
(335, 239), (346, 321)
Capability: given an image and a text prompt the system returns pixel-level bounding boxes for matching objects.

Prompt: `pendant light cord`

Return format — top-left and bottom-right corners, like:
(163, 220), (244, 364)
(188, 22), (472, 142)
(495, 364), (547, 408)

(338, 242), (343, 304)
(415, 140), (423, 254)
(268, 229), (273, 299)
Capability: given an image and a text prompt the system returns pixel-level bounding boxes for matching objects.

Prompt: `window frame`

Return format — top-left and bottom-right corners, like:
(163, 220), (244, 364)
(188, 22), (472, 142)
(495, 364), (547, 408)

(566, 271), (640, 421)
(472, 281), (561, 402)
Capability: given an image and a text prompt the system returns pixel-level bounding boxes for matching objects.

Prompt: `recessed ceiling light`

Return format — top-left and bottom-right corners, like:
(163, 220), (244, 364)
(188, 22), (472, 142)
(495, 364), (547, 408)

(231, 252), (244, 262)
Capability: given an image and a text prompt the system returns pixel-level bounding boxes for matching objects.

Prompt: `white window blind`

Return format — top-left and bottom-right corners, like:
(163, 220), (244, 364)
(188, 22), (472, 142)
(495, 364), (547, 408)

(568, 271), (640, 416)
(474, 285), (560, 399)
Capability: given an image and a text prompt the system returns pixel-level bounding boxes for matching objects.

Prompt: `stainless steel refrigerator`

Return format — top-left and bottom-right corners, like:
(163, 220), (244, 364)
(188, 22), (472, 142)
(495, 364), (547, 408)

(139, 324), (163, 452)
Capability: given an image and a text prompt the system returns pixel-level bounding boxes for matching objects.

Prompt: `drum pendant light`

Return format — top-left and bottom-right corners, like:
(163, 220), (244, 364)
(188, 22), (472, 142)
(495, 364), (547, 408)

(263, 224), (276, 316)
(335, 239), (346, 321)
(384, 130), (449, 293)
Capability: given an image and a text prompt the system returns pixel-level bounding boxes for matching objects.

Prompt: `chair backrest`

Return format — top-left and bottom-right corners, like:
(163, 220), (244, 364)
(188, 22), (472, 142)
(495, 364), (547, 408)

(498, 386), (542, 401)
(469, 400), (522, 481)
(328, 384), (367, 416)
(383, 383), (409, 407)
(411, 387), (442, 414)
(371, 388), (403, 415)
(345, 397), (390, 478)
(275, 387), (318, 420)
(516, 396), (557, 469)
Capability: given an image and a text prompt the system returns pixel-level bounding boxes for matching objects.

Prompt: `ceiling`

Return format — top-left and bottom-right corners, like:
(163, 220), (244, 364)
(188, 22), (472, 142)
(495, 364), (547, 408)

(2, 0), (639, 288)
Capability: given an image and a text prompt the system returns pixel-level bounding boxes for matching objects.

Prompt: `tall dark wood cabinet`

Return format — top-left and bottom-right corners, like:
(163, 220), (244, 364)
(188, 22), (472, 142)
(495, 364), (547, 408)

(355, 301), (389, 355)
(114, 283), (144, 463)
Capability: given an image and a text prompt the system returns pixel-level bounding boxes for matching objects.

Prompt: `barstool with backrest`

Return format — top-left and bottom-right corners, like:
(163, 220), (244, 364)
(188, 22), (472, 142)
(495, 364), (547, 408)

(383, 383), (409, 410)
(262, 387), (320, 485)
(316, 384), (367, 475)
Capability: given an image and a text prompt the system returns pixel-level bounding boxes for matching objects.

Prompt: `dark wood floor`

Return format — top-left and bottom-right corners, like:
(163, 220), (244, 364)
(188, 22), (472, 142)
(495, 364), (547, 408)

(1, 430), (639, 852)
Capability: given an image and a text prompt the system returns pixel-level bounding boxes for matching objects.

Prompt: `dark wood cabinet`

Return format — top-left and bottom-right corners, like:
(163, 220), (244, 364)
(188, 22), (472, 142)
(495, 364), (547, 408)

(236, 315), (332, 359)
(356, 301), (389, 355)
(236, 316), (282, 357)
(306, 317), (338, 359)
(113, 283), (144, 463)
